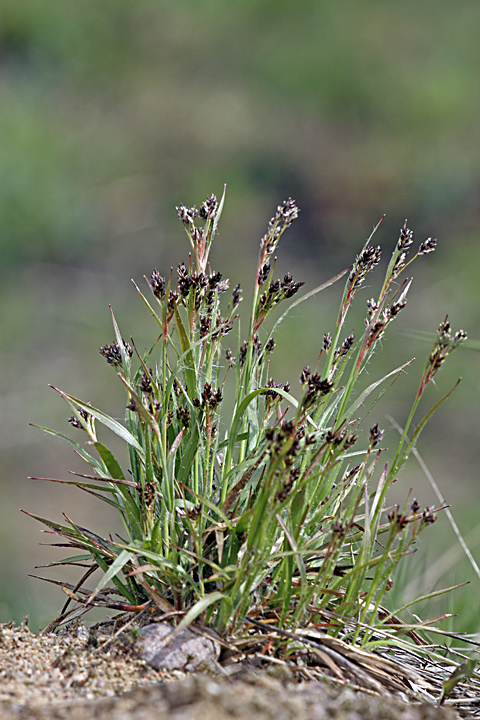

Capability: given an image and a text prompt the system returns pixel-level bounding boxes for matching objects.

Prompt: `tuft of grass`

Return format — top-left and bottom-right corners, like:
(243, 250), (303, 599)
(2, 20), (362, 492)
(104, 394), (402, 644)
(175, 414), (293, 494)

(27, 190), (469, 660)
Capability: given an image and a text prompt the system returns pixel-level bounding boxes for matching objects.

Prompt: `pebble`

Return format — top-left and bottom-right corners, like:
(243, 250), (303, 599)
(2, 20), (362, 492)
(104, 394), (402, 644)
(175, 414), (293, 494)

(137, 622), (220, 672)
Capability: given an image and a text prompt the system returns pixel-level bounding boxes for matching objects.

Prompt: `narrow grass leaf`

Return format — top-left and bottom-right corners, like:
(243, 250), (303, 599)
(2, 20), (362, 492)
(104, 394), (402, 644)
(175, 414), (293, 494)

(87, 548), (135, 604)
(440, 659), (478, 704)
(109, 306), (131, 381)
(347, 360), (414, 420)
(51, 388), (145, 458)
(269, 266), (350, 340)
(29, 476), (115, 493)
(394, 379), (461, 475)
(30, 424), (104, 474)
(173, 591), (226, 636)
(132, 280), (163, 329)
(276, 514), (306, 588)
(174, 305), (197, 397)
(94, 442), (126, 480)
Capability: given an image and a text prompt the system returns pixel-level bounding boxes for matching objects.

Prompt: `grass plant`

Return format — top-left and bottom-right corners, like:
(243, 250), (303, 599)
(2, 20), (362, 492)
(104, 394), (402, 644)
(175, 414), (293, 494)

(26, 190), (477, 702)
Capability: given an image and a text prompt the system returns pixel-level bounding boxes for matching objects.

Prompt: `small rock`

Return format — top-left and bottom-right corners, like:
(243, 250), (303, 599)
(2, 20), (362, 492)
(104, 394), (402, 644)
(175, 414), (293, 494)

(75, 626), (91, 646)
(137, 622), (219, 672)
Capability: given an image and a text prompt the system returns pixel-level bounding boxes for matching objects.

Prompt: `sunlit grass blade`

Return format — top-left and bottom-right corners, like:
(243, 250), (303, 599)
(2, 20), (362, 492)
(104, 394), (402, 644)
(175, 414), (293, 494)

(174, 591), (226, 634)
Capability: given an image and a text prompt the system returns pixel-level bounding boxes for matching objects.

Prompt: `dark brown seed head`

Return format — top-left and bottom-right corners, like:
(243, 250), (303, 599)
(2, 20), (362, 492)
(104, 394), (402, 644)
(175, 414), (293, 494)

(422, 507), (437, 524)
(276, 197), (299, 227)
(344, 465), (362, 481)
(397, 221), (414, 251)
(176, 405), (190, 428)
(258, 263), (271, 285)
(366, 298), (378, 316)
(176, 204), (198, 226)
(199, 315), (211, 337)
(99, 339), (133, 366)
(239, 341), (248, 366)
(225, 348), (236, 366)
(340, 332), (355, 356)
(349, 245), (381, 288)
(150, 269), (166, 299)
(369, 423), (384, 448)
(392, 251), (407, 277)
(142, 481), (156, 508)
(418, 237), (437, 255)
(232, 283), (242, 308)
(68, 408), (89, 430)
(389, 298), (407, 317)
(177, 262), (192, 297)
(265, 337), (275, 354)
(208, 271), (223, 289)
(411, 498), (421, 514)
(300, 366), (310, 385)
(199, 194), (218, 219)
(140, 370), (153, 395)
(168, 291), (178, 312)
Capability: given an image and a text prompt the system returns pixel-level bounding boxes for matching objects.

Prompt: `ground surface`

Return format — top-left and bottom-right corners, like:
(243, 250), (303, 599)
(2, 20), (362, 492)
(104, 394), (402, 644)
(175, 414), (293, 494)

(0, 621), (464, 720)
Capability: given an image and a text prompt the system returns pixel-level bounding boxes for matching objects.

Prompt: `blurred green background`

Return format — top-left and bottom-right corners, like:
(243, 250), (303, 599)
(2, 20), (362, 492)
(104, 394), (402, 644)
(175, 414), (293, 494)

(1, 0), (479, 633)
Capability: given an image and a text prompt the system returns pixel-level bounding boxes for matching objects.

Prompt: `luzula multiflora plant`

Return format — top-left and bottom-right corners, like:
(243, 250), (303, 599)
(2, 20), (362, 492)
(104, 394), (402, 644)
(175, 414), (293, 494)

(28, 190), (467, 645)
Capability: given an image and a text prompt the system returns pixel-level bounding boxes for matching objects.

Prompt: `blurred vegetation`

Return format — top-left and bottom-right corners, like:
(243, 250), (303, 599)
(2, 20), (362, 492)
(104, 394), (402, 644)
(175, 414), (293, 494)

(1, 1), (479, 631)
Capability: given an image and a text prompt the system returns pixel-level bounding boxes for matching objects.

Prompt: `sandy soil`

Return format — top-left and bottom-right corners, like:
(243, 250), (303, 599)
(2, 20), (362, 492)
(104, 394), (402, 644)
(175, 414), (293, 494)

(0, 620), (463, 720)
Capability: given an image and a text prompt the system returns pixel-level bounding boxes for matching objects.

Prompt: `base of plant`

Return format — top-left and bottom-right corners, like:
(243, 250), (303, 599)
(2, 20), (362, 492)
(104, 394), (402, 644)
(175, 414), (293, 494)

(35, 603), (480, 713)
